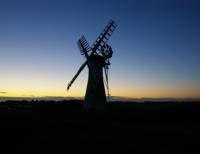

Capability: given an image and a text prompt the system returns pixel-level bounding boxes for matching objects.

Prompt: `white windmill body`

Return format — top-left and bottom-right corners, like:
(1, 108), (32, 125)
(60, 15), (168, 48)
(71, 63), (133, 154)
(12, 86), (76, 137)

(67, 20), (117, 111)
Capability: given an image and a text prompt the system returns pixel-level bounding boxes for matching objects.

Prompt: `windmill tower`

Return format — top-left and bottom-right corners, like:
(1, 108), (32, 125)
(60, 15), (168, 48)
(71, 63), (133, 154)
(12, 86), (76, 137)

(67, 20), (117, 111)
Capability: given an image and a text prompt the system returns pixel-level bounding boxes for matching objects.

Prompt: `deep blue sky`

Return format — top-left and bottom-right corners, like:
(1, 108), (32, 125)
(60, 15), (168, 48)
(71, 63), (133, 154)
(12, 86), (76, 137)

(0, 0), (200, 98)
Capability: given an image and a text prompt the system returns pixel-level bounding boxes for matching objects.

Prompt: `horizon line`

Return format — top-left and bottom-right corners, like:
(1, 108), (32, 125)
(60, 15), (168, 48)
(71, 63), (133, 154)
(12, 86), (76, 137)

(0, 96), (200, 100)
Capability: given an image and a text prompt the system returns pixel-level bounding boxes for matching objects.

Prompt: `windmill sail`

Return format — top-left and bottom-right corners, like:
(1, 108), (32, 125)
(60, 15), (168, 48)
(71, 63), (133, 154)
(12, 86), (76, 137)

(77, 36), (91, 59)
(92, 20), (117, 54)
(67, 61), (87, 90)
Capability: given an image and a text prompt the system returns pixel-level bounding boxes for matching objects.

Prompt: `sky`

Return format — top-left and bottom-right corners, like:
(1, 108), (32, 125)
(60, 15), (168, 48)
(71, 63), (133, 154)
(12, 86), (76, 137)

(0, 0), (200, 98)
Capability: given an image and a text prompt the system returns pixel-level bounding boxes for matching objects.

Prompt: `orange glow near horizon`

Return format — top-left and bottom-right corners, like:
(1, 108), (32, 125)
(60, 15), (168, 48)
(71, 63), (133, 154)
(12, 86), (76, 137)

(0, 66), (200, 99)
(1, 87), (200, 99)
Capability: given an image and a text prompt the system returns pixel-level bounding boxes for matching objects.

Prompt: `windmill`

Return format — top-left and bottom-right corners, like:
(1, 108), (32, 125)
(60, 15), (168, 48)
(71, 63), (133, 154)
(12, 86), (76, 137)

(67, 20), (117, 111)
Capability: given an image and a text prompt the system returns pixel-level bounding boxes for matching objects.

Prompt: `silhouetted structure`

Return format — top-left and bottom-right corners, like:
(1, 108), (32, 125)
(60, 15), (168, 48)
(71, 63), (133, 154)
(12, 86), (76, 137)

(67, 20), (117, 111)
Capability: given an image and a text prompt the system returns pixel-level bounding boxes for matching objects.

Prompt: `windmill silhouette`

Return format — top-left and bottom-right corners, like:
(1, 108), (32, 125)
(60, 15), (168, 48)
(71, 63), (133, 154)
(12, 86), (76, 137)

(67, 20), (117, 111)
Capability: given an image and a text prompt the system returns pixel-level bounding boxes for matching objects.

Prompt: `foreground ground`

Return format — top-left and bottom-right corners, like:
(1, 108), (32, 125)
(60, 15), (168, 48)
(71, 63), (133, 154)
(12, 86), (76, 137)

(0, 100), (200, 153)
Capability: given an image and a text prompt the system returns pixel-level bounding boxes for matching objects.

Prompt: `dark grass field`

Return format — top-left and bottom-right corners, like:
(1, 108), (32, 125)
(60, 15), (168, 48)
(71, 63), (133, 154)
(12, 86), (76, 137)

(0, 100), (200, 153)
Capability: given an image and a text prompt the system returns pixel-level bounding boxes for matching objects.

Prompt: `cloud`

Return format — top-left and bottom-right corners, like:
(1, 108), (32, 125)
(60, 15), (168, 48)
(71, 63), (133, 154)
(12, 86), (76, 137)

(0, 92), (7, 94)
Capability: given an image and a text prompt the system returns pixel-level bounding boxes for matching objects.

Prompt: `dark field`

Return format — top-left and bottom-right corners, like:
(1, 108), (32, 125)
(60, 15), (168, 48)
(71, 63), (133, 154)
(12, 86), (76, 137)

(0, 100), (200, 153)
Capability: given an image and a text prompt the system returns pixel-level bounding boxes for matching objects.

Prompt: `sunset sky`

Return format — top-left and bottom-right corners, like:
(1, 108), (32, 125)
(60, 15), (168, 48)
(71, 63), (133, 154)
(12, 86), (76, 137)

(0, 0), (200, 98)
